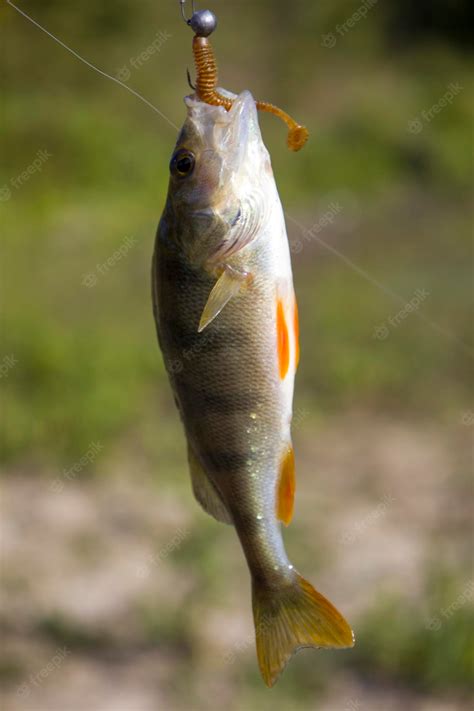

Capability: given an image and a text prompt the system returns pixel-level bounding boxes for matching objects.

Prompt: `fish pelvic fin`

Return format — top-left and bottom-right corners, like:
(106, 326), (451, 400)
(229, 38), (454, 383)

(252, 572), (354, 687)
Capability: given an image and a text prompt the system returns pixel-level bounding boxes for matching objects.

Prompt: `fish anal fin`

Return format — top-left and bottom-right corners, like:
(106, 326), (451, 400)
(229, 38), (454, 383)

(276, 446), (295, 526)
(198, 265), (249, 332)
(252, 572), (354, 687)
(187, 444), (233, 525)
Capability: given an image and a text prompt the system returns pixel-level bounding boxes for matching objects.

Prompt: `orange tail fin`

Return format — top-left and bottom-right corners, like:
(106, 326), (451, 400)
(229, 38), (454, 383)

(252, 572), (354, 687)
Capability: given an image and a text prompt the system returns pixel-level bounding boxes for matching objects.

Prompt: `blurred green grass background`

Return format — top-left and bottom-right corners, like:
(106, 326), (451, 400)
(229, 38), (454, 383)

(1, 1), (473, 709)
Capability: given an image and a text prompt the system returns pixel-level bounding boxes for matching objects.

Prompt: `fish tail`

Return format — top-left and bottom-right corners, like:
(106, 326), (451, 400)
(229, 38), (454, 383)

(252, 572), (354, 687)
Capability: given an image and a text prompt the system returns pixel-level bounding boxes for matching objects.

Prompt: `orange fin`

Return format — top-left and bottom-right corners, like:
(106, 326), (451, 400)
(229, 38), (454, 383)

(294, 297), (300, 369)
(276, 299), (290, 379)
(276, 447), (295, 526)
(252, 572), (354, 687)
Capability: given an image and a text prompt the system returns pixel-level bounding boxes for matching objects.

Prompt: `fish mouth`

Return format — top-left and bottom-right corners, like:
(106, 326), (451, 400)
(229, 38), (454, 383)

(225, 91), (261, 172)
(185, 90), (265, 179)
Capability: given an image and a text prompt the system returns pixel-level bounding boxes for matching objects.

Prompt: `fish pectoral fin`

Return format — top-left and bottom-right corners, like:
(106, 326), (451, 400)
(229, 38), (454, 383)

(252, 572), (354, 687)
(187, 443), (233, 525)
(198, 265), (250, 332)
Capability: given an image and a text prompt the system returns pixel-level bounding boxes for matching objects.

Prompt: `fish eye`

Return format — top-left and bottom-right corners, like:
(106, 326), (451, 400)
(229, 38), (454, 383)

(170, 149), (195, 178)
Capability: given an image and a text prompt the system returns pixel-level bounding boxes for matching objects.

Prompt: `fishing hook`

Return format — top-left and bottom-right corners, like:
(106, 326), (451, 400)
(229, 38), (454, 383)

(179, 2), (308, 150)
(179, 0), (196, 25)
(186, 67), (196, 91)
(181, 0), (217, 90)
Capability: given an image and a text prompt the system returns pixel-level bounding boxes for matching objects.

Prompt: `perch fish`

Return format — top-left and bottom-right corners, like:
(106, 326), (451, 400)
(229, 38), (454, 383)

(152, 87), (354, 686)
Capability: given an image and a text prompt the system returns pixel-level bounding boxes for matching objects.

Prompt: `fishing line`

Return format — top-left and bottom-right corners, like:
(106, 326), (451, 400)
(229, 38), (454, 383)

(286, 212), (474, 358)
(6, 0), (180, 131)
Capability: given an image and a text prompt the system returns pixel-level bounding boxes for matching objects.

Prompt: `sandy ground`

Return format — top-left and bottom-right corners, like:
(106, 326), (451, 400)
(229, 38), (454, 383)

(1, 414), (472, 711)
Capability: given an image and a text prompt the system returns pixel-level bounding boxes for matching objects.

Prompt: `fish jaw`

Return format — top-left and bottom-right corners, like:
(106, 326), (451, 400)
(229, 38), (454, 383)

(183, 89), (272, 195)
(167, 91), (274, 267)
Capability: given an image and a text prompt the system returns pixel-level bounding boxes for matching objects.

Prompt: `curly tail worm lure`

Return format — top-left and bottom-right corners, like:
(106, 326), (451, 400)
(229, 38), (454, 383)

(180, 1), (309, 151)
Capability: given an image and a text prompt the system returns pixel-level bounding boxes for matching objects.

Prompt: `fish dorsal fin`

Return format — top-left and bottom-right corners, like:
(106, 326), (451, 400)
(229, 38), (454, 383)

(187, 443), (233, 525)
(276, 446), (295, 526)
(198, 266), (249, 332)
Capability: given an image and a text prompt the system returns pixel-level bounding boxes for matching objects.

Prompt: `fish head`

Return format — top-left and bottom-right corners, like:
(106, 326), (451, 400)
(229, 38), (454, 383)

(166, 91), (273, 264)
